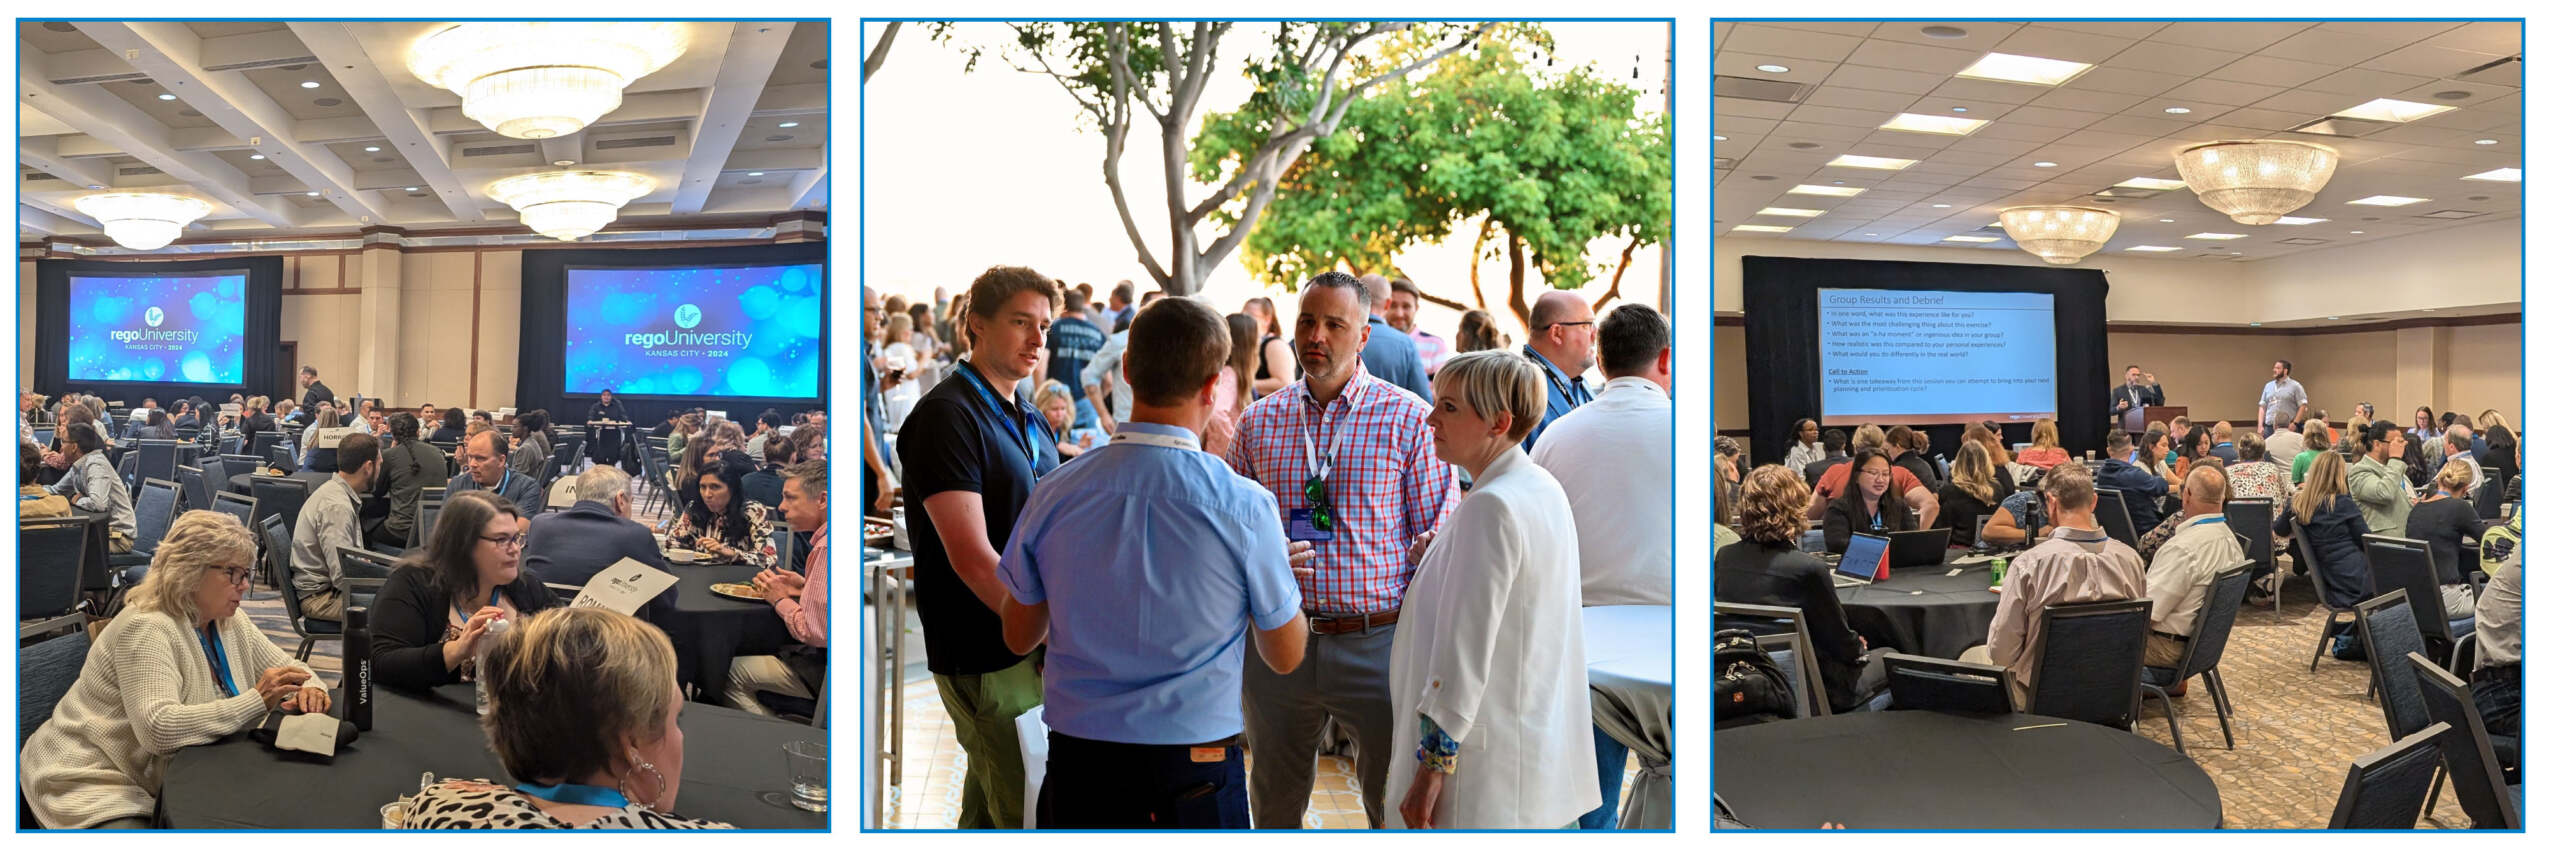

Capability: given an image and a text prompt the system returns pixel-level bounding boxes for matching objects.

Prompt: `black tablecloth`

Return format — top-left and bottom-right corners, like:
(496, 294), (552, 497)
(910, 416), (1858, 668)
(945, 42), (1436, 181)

(1835, 563), (2001, 659)
(225, 470), (336, 495)
(663, 565), (792, 702)
(159, 684), (827, 829)
(1714, 710), (2220, 829)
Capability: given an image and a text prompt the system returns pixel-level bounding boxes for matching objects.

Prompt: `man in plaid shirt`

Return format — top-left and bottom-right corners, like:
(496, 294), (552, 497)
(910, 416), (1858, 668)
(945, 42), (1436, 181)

(1226, 271), (1459, 828)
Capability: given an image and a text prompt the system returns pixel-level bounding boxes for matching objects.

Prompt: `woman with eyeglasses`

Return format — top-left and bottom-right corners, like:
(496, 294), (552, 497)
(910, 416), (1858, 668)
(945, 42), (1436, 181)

(372, 491), (558, 692)
(21, 511), (330, 829)
(1822, 448), (1915, 554)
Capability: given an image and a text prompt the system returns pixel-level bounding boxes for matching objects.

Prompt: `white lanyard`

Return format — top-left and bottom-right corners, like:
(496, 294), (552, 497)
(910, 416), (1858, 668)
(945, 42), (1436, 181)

(1300, 395), (1348, 483)
(1110, 430), (1195, 451)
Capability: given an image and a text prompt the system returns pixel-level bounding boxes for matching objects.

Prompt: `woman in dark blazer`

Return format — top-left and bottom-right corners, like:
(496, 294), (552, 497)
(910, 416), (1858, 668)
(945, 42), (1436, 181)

(1715, 465), (1892, 713)
(2275, 451), (2375, 658)
(371, 491), (558, 691)
(1823, 449), (1915, 554)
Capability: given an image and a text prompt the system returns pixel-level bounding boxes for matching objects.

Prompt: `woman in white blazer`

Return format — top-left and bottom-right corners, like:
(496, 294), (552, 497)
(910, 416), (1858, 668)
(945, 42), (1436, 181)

(1384, 351), (1599, 829)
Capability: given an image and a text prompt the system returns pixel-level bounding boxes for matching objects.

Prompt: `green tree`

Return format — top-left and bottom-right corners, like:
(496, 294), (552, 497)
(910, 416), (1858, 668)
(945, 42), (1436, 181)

(1199, 32), (1670, 327)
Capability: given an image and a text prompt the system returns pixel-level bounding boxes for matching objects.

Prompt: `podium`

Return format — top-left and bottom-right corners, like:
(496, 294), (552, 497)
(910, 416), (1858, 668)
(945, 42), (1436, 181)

(2123, 404), (2187, 434)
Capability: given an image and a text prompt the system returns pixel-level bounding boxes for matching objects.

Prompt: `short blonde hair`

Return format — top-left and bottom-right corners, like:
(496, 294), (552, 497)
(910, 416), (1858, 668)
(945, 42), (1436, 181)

(1852, 424), (1887, 452)
(127, 510), (260, 626)
(1432, 351), (1546, 444)
(484, 608), (679, 785)
(2436, 459), (2474, 492)
(2031, 419), (2060, 449)
(1738, 465), (1812, 544)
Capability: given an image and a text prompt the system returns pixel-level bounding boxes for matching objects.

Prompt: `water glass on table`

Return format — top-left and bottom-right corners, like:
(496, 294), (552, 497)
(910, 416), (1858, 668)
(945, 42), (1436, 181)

(783, 740), (828, 812)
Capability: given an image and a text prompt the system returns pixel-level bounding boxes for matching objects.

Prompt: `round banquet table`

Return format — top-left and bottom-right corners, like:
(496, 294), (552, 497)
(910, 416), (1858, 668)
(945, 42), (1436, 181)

(1714, 710), (2221, 829)
(1583, 605), (1673, 829)
(159, 683), (827, 828)
(662, 563), (793, 702)
(1834, 563), (2000, 659)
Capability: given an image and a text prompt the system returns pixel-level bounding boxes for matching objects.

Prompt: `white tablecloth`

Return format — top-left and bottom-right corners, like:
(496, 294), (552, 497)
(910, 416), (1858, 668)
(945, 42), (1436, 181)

(1584, 604), (1672, 828)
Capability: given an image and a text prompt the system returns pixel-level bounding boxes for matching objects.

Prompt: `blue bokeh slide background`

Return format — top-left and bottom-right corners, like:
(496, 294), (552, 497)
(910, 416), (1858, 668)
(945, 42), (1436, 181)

(67, 273), (248, 384)
(563, 263), (824, 398)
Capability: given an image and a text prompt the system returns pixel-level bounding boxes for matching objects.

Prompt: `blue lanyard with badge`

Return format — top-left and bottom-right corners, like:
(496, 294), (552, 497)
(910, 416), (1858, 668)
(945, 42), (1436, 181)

(958, 362), (1048, 479)
(1291, 397), (1346, 543)
(200, 625), (238, 696)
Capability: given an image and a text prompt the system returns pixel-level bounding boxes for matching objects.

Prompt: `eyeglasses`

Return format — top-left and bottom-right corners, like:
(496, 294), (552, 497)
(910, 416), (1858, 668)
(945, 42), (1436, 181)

(1540, 321), (1595, 329)
(1858, 470), (1894, 480)
(210, 565), (253, 586)
(480, 532), (526, 549)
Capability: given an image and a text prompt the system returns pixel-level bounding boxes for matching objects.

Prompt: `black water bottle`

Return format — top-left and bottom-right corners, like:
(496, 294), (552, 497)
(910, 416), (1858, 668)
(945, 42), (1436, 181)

(345, 604), (373, 731)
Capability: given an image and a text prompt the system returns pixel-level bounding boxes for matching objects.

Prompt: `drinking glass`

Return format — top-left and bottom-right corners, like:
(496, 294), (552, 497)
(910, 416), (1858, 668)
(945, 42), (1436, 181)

(783, 740), (828, 812)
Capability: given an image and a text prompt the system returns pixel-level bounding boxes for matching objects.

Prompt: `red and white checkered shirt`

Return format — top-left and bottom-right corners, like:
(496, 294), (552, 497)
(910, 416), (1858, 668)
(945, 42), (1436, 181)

(1226, 365), (1458, 615)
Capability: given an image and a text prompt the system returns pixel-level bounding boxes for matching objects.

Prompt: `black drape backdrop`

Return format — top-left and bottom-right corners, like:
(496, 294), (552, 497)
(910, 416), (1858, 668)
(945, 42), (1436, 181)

(34, 256), (284, 407)
(516, 243), (830, 430)
(1740, 255), (2112, 467)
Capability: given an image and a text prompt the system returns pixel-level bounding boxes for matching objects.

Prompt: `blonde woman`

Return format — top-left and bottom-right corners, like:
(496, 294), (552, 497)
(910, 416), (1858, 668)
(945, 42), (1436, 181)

(2292, 419), (2332, 484)
(1936, 441), (2008, 547)
(881, 313), (923, 428)
(2407, 460), (2486, 620)
(2016, 420), (2071, 469)
(300, 405), (342, 470)
(2275, 452), (2377, 659)
(21, 512), (330, 828)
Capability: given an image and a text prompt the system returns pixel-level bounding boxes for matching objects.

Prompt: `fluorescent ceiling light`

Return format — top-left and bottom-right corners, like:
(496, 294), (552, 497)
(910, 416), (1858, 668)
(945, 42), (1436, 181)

(2332, 98), (2457, 123)
(1827, 154), (1918, 170)
(2464, 168), (2522, 182)
(2114, 177), (2187, 191)
(1955, 52), (2092, 86)
(2347, 195), (2429, 206)
(1880, 113), (1988, 136)
(1788, 184), (1865, 197)
(1732, 224), (1794, 233)
(1758, 207), (1825, 218)
(2187, 232), (2247, 240)
(1757, 64), (1790, 73)
(1942, 235), (1999, 243)
(2272, 216), (2328, 225)
(2125, 245), (2183, 252)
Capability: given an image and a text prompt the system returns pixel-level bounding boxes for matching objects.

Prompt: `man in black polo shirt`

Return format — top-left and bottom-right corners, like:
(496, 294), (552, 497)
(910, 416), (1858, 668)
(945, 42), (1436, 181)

(897, 266), (1062, 829)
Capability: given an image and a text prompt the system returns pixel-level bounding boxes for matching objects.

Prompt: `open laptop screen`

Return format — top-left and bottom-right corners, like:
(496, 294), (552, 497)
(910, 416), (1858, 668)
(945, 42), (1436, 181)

(1839, 532), (1889, 580)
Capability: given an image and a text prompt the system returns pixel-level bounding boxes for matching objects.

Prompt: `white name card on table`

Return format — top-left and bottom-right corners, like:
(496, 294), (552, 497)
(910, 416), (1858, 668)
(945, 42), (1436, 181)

(275, 712), (343, 757)
(570, 558), (680, 616)
(313, 426), (365, 448)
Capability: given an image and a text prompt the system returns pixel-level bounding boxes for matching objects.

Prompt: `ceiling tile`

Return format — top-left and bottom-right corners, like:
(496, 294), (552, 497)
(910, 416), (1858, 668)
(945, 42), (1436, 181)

(2161, 77), (2291, 107)
(1927, 77), (2049, 105)
(1801, 86), (1922, 112)
(2360, 44), (2508, 79)
(2248, 87), (2376, 116)
(1755, 21), (1882, 38)
(1904, 96), (2018, 120)
(1842, 38), (1983, 74)
(2208, 107), (2322, 131)
(1973, 122), (2076, 143)
(1994, 25), (2139, 65)
(1714, 51), (1840, 83)
(2067, 66), (2192, 97)
(1867, 21), (2023, 48)
(2418, 21), (2522, 55)
(2128, 99), (2235, 123)
(1819, 64), (1945, 95)
(1999, 106), (2110, 130)
(2106, 41), (2245, 76)
(2312, 21), (2462, 45)
(2260, 28), (2421, 66)
(2146, 21), (2315, 53)
(1788, 105), (1899, 129)
(2028, 87), (2146, 114)
(2083, 114), (2191, 137)
(1713, 97), (1800, 121)
(2203, 54), (2339, 88)
(2034, 21), (2170, 40)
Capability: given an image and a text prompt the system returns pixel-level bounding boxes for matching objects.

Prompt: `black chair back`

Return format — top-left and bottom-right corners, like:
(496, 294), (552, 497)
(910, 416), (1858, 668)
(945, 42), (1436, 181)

(2354, 590), (2432, 740)
(2366, 534), (2455, 662)
(2094, 488), (2141, 547)
(2028, 599), (2152, 729)
(18, 520), (89, 621)
(1882, 654), (2014, 715)
(248, 476), (313, 539)
(197, 455), (233, 497)
(2407, 655), (2519, 828)
(211, 491), (258, 533)
(19, 629), (91, 746)
(2223, 497), (2277, 576)
(334, 547), (400, 582)
(251, 430), (285, 459)
(31, 429), (51, 447)
(414, 499), (447, 548)
(2473, 468), (2503, 521)
(2180, 566), (2254, 678)
(116, 452), (139, 495)
(261, 515), (306, 623)
(268, 443), (296, 472)
(2330, 723), (2452, 829)
(218, 454), (262, 485)
(136, 439), (180, 485)
(1711, 602), (1831, 718)
(131, 479), (184, 556)
(176, 465), (213, 513)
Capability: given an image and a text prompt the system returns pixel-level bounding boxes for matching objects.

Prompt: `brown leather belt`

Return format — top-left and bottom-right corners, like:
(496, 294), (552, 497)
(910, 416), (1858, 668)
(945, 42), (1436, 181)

(1308, 609), (1398, 635)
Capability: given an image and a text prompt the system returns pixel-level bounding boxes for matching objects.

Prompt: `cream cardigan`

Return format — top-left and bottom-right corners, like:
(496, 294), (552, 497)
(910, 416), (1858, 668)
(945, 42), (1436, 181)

(19, 606), (322, 828)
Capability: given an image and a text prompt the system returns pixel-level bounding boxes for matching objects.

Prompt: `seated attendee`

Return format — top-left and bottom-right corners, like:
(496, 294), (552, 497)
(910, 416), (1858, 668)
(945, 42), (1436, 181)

(50, 424), (135, 552)
(1981, 482), (2050, 549)
(1800, 428), (1849, 489)
(1809, 425), (1937, 528)
(2141, 465), (2247, 673)
(1885, 425), (1939, 485)
(19, 442), (71, 520)
(664, 458), (773, 565)
(1714, 465), (1892, 714)
(2290, 420), (2332, 484)
(743, 410), (783, 465)
(2264, 422), (2307, 466)
(19, 512), (329, 829)
(525, 467), (676, 621)
(2276, 451), (2377, 659)
(398, 608), (730, 829)
(789, 423), (826, 464)
(448, 429), (545, 516)
(2095, 430), (2171, 538)
(1035, 380), (1107, 459)
(300, 406), (346, 471)
(509, 410), (554, 480)
(370, 491), (556, 691)
(1965, 425), (2028, 489)
(134, 409), (178, 441)
(2347, 421), (2412, 537)
(1823, 449), (1916, 553)
(289, 432), (379, 622)
(2407, 461), (2487, 619)
(2470, 540), (2520, 739)
(1781, 417), (1823, 474)
(368, 414), (447, 549)
(727, 459), (832, 718)
(2224, 431), (2293, 506)
(172, 402), (204, 441)
(2479, 411), (2519, 490)
(739, 439), (789, 510)
(2016, 419), (2071, 470)
(2136, 456), (2220, 561)
(1961, 462), (2146, 702)
(1937, 441), (2008, 548)
(2208, 421), (2239, 463)
(2439, 425), (2484, 497)
(429, 407), (469, 445)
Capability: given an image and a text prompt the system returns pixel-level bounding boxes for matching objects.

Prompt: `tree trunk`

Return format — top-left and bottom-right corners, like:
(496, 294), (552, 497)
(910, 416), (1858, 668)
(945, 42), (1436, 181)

(862, 22), (903, 83)
(1468, 218), (1493, 310)
(1592, 240), (1639, 310)
(1504, 228), (1532, 334)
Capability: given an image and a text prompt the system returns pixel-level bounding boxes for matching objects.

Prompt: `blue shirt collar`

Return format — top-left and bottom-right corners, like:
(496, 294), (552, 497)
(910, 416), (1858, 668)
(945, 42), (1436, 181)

(1114, 421), (1200, 449)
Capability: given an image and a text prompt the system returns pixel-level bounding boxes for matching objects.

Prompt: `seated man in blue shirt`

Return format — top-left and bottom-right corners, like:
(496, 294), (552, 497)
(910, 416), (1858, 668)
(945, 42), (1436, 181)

(447, 429), (545, 517)
(996, 296), (1310, 829)
(524, 464), (677, 621)
(2094, 429), (2171, 539)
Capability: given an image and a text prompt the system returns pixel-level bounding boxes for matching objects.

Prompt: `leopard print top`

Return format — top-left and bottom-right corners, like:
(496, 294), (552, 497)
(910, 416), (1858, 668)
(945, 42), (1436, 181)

(401, 779), (735, 829)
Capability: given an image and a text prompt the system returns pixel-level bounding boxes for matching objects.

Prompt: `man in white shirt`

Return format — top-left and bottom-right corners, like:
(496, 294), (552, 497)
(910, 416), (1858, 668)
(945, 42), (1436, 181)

(2440, 425), (2485, 496)
(2264, 424), (2307, 466)
(2141, 465), (2249, 679)
(1529, 302), (1669, 829)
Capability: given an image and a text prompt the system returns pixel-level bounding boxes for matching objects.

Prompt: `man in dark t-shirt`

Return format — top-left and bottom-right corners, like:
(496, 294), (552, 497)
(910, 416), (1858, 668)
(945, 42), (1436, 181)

(1045, 288), (1108, 430)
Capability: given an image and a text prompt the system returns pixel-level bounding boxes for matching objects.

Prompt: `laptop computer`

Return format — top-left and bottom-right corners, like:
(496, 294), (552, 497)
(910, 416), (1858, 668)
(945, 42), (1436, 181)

(1834, 532), (1889, 587)
(1888, 528), (1954, 568)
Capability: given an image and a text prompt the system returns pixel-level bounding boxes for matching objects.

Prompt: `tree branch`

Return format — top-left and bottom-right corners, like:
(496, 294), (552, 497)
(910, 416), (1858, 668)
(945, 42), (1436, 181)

(1317, 22), (1493, 131)
(862, 21), (903, 83)
(1097, 24), (1169, 286)
(1505, 227), (1533, 331)
(1593, 240), (1639, 309)
(1416, 289), (1471, 312)
(1468, 217), (1493, 309)
(1004, 25), (1109, 125)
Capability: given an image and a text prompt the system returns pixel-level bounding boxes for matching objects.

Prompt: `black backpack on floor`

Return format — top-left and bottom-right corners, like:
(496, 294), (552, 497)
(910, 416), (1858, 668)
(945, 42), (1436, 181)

(1714, 628), (1796, 725)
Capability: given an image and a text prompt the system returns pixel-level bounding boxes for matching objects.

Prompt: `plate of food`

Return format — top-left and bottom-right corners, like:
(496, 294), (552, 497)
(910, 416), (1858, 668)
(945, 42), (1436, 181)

(864, 523), (895, 544)
(709, 581), (764, 601)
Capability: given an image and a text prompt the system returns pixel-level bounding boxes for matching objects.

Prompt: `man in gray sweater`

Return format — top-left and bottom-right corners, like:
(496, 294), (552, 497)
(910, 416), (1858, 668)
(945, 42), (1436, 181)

(291, 432), (378, 621)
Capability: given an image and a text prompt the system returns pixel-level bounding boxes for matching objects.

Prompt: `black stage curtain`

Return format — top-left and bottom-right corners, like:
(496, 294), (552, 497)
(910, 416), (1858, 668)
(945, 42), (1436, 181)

(1740, 255), (2111, 468)
(33, 256), (284, 407)
(517, 243), (830, 431)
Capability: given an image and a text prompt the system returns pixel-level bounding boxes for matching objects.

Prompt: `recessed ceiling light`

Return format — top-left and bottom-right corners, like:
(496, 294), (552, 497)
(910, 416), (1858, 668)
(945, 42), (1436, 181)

(1955, 52), (2093, 86)
(2333, 98), (2457, 123)
(2328, 316), (2341, 321)
(2347, 195), (2430, 206)
(363, 146), (381, 152)
(85, 184), (104, 190)
(157, 93), (176, 101)
(1986, 221), (2002, 228)
(1732, 224), (1794, 233)
(407, 186), (422, 191)
(778, 121), (799, 128)
(2114, 177), (2186, 191)
(1713, 135), (1727, 141)
(2125, 245), (2182, 252)
(2158, 218), (2175, 223)
(1757, 64), (1790, 73)
(1920, 25), (1969, 39)
(1788, 184), (1864, 197)
(249, 154), (265, 160)
(1827, 154), (1918, 170)
(300, 81), (320, 89)
(2188, 232), (2248, 240)
(2464, 168), (2522, 182)
(552, 159), (576, 167)
(1865, 233), (1882, 237)
(1950, 107), (1969, 113)
(1931, 203), (1952, 208)
(1943, 235), (1999, 243)
(2164, 107), (2192, 115)
(747, 171), (765, 177)
(304, 191), (319, 196)
(2350, 230), (2365, 234)
(1880, 113), (1988, 136)
(2272, 216), (2328, 225)
(2249, 322), (2263, 327)
(2033, 161), (2057, 168)
(2476, 139), (2499, 145)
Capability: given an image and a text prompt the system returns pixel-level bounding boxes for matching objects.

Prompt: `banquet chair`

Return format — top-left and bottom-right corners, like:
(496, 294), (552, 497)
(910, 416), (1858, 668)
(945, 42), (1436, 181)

(1711, 602), (1830, 718)
(2139, 566), (2250, 754)
(198, 455), (234, 498)
(543, 582), (582, 604)
(2409, 655), (2519, 828)
(176, 465), (213, 514)
(1881, 654), (2013, 715)
(248, 475), (312, 537)
(2366, 534), (2467, 665)
(2329, 723), (2451, 829)
(18, 520), (90, 640)
(2472, 469), (2503, 522)
(2026, 599), (2151, 731)
(2295, 534), (2365, 675)
(2222, 497), (2281, 616)
(111, 479), (185, 587)
(210, 492), (258, 533)
(250, 430), (284, 461)
(264, 515), (338, 661)
(137, 439), (181, 486)
(218, 453), (262, 487)
(412, 500), (445, 549)
(2354, 592), (2433, 741)
(117, 451), (140, 496)
(2093, 489), (2141, 548)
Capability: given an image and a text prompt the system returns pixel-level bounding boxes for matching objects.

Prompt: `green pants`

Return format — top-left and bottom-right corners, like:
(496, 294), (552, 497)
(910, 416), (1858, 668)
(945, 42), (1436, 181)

(933, 658), (1043, 829)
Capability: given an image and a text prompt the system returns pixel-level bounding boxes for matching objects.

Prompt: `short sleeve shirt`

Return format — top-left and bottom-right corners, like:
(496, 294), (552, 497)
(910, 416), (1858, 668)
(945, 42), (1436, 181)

(899, 368), (1062, 676)
(2259, 378), (2308, 426)
(1813, 461), (1923, 501)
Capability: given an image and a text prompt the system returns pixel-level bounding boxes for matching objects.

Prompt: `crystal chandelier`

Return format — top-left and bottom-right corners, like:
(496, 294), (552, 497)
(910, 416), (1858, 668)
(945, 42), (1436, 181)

(408, 22), (689, 140)
(1997, 205), (2120, 265)
(2173, 139), (2340, 225)
(72, 192), (214, 251)
(487, 171), (655, 241)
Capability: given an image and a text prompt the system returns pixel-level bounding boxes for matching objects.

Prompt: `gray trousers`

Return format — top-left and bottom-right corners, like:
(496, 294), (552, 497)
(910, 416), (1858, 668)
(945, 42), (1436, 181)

(1241, 622), (1396, 829)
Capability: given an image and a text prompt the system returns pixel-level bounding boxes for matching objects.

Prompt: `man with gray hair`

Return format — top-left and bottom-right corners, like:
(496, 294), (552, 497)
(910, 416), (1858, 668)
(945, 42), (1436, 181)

(1355, 273), (1432, 400)
(2139, 463), (2247, 677)
(523, 464), (678, 621)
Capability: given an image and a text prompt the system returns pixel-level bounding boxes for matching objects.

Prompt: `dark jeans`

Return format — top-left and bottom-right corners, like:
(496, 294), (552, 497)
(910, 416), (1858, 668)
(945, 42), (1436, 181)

(1037, 731), (1249, 829)
(2474, 663), (2521, 739)
(1577, 725), (1627, 829)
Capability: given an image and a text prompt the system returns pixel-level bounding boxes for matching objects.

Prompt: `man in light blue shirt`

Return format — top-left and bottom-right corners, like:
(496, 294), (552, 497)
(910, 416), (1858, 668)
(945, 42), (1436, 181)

(1355, 274), (1432, 399)
(999, 296), (1309, 829)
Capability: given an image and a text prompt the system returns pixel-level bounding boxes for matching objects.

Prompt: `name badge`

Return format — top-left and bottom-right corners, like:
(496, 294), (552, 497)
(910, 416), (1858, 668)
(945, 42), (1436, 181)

(1190, 747), (1227, 764)
(1286, 508), (1334, 542)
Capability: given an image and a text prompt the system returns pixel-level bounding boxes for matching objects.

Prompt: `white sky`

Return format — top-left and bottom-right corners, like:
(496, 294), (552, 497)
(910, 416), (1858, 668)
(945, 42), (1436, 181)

(861, 21), (1670, 342)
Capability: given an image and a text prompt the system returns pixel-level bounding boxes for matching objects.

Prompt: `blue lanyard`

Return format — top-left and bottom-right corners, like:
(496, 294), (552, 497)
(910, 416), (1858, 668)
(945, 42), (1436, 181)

(956, 362), (1041, 473)
(2189, 515), (2228, 528)
(516, 782), (630, 809)
(455, 587), (505, 626)
(492, 469), (518, 498)
(1870, 510), (1884, 530)
(200, 625), (238, 697)
(1523, 345), (1590, 406)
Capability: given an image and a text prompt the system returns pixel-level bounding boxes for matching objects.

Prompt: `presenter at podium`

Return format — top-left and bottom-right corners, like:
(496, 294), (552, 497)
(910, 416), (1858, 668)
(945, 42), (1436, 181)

(588, 388), (632, 469)
(2111, 365), (2165, 426)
